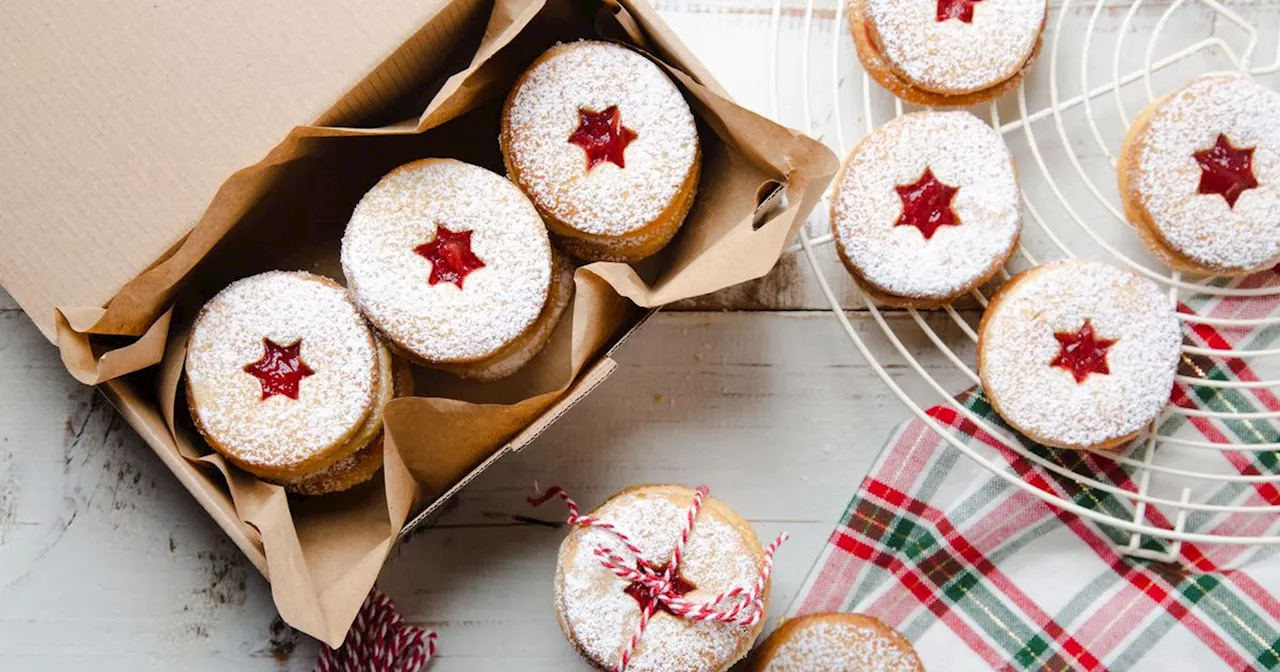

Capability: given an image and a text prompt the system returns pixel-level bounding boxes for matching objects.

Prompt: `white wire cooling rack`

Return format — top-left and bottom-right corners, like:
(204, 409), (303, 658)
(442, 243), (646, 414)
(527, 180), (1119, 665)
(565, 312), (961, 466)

(766, 0), (1280, 556)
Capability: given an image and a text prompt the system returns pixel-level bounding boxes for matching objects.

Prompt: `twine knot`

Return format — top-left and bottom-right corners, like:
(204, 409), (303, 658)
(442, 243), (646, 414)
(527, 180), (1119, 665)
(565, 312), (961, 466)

(314, 588), (436, 672)
(530, 485), (787, 672)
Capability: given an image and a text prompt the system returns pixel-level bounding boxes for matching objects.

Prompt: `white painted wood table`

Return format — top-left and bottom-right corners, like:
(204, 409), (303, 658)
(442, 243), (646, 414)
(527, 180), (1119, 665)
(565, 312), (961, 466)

(4, 0), (1272, 669)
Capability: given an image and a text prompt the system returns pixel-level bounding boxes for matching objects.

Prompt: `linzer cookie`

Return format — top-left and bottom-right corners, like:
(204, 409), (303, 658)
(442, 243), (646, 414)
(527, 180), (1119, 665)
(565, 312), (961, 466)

(750, 613), (924, 672)
(341, 158), (572, 381)
(831, 110), (1021, 308)
(185, 271), (406, 494)
(851, 0), (1047, 106)
(274, 344), (413, 496)
(501, 41), (701, 262)
(1118, 75), (1280, 275)
(533, 485), (787, 672)
(977, 260), (1182, 450)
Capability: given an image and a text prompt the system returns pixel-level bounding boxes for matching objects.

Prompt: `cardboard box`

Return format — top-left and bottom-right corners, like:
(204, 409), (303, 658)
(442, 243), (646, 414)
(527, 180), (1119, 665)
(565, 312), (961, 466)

(0, 0), (837, 645)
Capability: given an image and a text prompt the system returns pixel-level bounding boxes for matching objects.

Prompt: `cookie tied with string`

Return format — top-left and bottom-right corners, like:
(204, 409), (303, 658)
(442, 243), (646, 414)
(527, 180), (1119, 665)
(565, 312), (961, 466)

(1118, 74), (1280, 276)
(185, 271), (408, 494)
(850, 0), (1047, 106)
(830, 110), (1021, 308)
(341, 159), (572, 381)
(977, 260), (1183, 450)
(501, 41), (701, 262)
(541, 484), (783, 672)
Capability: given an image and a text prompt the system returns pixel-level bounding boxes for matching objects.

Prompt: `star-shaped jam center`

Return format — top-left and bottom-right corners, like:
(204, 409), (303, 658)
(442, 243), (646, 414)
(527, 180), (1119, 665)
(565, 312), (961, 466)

(568, 105), (638, 170)
(243, 338), (315, 400)
(1050, 319), (1117, 384)
(894, 168), (961, 240)
(936, 0), (982, 22)
(1193, 133), (1258, 208)
(414, 225), (485, 288)
(623, 563), (696, 616)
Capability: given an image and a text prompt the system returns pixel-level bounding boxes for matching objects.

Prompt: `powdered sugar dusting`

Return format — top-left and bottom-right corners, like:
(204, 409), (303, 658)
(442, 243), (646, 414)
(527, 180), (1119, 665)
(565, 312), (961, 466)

(762, 619), (920, 672)
(864, 0), (1044, 94)
(557, 488), (762, 672)
(504, 41), (698, 236)
(186, 271), (377, 472)
(979, 261), (1182, 448)
(276, 439), (381, 496)
(341, 159), (552, 362)
(274, 341), (396, 494)
(1134, 75), (1280, 272)
(832, 111), (1020, 301)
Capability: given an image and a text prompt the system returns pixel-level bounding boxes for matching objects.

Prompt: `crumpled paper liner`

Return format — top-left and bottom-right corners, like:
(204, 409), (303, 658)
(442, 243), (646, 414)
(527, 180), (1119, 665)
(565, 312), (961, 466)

(51, 0), (839, 648)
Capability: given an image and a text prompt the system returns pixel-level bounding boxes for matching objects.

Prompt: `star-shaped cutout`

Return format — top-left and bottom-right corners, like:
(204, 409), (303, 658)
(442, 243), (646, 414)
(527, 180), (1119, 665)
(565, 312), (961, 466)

(936, 0), (982, 22)
(622, 562), (696, 616)
(1193, 133), (1258, 208)
(1050, 319), (1117, 384)
(894, 168), (961, 240)
(568, 105), (638, 170)
(414, 225), (486, 288)
(243, 338), (315, 400)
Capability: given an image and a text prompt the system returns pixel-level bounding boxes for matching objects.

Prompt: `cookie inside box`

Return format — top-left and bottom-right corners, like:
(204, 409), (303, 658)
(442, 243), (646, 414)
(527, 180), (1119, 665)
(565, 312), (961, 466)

(55, 0), (837, 647)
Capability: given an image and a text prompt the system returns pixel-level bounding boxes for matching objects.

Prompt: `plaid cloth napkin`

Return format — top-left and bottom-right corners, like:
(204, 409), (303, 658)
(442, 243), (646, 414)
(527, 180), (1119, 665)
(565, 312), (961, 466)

(789, 271), (1280, 671)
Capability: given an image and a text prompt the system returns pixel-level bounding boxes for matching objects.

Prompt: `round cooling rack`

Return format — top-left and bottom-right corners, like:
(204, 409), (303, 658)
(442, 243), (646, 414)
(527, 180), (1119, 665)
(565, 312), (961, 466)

(766, 0), (1280, 555)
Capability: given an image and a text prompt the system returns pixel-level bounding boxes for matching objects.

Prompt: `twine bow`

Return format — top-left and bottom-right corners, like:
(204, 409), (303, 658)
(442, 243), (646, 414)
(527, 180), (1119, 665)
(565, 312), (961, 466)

(530, 486), (788, 672)
(314, 588), (436, 672)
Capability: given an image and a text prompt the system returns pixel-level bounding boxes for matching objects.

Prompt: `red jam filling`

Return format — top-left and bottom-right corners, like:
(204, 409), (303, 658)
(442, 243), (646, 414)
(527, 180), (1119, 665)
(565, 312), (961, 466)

(568, 105), (637, 170)
(414, 224), (486, 288)
(894, 168), (960, 240)
(936, 0), (982, 22)
(243, 338), (315, 400)
(1193, 133), (1258, 209)
(1050, 319), (1117, 384)
(623, 564), (696, 616)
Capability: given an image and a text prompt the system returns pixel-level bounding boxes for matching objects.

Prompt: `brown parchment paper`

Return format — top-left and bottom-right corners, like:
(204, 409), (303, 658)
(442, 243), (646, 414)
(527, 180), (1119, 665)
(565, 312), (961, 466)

(48, 0), (838, 648)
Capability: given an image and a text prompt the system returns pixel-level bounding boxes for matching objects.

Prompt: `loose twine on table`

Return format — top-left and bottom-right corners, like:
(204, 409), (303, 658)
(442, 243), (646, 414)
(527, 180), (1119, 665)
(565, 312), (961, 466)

(529, 485), (788, 672)
(314, 588), (436, 672)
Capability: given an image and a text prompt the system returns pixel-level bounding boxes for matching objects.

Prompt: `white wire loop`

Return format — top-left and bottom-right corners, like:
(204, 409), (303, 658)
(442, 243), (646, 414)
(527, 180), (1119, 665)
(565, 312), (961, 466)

(770, 0), (1280, 548)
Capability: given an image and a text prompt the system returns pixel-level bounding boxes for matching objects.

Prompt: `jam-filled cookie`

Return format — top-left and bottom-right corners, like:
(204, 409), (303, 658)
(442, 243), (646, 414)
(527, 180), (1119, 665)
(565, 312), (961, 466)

(341, 158), (573, 381)
(750, 613), (924, 672)
(1118, 75), (1280, 275)
(272, 348), (413, 496)
(978, 260), (1183, 450)
(851, 0), (1047, 106)
(831, 110), (1021, 308)
(185, 271), (407, 494)
(501, 40), (701, 262)
(554, 485), (770, 672)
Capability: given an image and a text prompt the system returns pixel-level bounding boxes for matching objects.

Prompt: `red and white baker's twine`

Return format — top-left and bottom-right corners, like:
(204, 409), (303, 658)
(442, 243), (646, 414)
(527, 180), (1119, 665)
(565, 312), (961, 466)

(529, 485), (788, 672)
(314, 588), (436, 672)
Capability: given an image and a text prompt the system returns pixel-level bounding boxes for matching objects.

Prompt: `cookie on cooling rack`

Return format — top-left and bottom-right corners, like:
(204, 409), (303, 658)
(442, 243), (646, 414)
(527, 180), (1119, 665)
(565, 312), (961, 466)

(830, 110), (1021, 308)
(501, 40), (701, 262)
(749, 613), (924, 672)
(1118, 74), (1280, 276)
(341, 158), (574, 382)
(850, 0), (1047, 106)
(185, 271), (411, 494)
(977, 260), (1183, 450)
(554, 485), (769, 672)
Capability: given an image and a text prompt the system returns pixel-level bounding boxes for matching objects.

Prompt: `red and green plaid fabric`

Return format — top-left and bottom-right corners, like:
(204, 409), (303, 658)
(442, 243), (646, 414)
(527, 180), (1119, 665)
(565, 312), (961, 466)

(790, 269), (1280, 671)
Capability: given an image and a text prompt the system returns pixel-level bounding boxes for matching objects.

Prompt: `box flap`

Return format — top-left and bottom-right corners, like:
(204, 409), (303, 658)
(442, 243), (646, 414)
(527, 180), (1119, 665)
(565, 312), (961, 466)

(0, 0), (458, 341)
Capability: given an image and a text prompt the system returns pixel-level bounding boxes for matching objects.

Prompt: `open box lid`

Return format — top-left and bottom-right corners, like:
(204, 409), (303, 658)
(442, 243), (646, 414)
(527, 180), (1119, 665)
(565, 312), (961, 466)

(0, 0), (459, 342)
